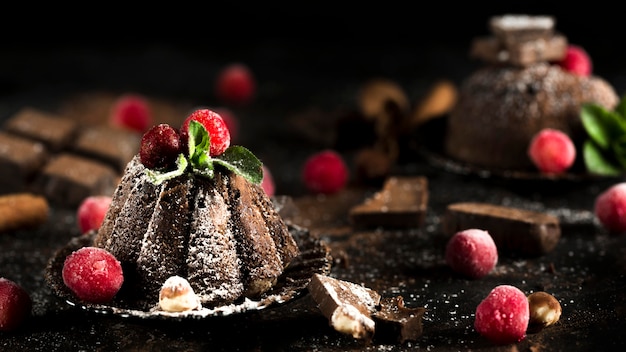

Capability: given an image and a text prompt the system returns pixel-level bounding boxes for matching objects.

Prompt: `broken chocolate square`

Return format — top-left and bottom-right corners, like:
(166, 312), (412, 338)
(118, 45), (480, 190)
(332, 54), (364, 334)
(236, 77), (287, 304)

(307, 273), (381, 341)
(349, 176), (428, 229)
(0, 132), (49, 194)
(372, 296), (425, 344)
(489, 14), (555, 45)
(471, 34), (567, 66)
(32, 153), (118, 207)
(442, 202), (561, 256)
(72, 125), (141, 173)
(3, 107), (79, 152)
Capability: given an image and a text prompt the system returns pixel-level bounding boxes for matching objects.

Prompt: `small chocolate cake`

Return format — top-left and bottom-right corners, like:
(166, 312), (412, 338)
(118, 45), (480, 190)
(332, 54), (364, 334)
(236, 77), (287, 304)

(93, 155), (300, 308)
(445, 63), (618, 170)
(444, 15), (619, 171)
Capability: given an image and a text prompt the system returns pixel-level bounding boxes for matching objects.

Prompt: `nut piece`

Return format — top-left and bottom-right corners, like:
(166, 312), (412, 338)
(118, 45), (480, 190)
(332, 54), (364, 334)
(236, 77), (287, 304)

(527, 291), (561, 330)
(158, 276), (201, 312)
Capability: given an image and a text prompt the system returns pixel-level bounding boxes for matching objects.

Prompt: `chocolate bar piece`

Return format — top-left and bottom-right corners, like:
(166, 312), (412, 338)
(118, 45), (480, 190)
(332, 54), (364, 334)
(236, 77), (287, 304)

(372, 296), (425, 344)
(32, 153), (118, 207)
(0, 132), (49, 194)
(349, 176), (428, 229)
(307, 273), (381, 341)
(489, 14), (555, 45)
(442, 202), (561, 256)
(471, 34), (567, 66)
(72, 125), (141, 173)
(3, 107), (79, 152)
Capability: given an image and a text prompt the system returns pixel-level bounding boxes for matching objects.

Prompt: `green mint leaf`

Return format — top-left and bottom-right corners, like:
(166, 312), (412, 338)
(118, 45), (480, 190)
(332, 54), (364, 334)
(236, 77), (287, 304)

(188, 120), (212, 169)
(583, 140), (623, 176)
(145, 154), (188, 185)
(213, 146), (264, 184)
(614, 94), (626, 119)
(581, 103), (626, 149)
(612, 134), (626, 169)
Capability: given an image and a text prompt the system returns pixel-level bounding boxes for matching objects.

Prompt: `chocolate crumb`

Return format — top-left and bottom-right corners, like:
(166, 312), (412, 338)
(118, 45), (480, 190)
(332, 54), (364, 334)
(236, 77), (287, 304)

(373, 296), (426, 344)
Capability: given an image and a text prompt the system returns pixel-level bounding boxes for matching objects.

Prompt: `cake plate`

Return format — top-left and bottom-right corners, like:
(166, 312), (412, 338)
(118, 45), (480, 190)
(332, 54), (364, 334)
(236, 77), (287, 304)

(45, 223), (332, 321)
(410, 116), (622, 186)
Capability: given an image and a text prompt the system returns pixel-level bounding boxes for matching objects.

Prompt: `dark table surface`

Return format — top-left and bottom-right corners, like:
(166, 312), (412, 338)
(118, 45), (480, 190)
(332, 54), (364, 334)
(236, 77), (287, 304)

(2, 5), (626, 351)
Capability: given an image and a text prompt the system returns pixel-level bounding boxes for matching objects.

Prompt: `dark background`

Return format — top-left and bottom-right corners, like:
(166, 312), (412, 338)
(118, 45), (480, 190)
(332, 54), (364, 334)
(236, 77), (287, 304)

(1, 3), (624, 110)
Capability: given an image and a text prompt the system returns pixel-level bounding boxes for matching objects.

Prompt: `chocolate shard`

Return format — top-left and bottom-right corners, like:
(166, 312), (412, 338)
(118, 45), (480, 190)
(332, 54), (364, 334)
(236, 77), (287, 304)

(3, 107), (79, 152)
(0, 132), (49, 195)
(349, 176), (428, 229)
(442, 202), (561, 256)
(372, 296), (426, 344)
(31, 153), (118, 208)
(489, 14), (555, 45)
(72, 125), (141, 173)
(307, 273), (381, 341)
(471, 34), (567, 66)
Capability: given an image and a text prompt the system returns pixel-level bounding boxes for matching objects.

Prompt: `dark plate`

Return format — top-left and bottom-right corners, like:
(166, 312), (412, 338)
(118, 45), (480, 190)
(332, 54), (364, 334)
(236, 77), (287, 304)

(410, 116), (622, 185)
(45, 224), (332, 320)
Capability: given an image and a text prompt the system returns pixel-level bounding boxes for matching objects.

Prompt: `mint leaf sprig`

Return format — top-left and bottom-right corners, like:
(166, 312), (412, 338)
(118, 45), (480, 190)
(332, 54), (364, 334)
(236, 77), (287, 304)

(146, 120), (263, 185)
(581, 95), (626, 176)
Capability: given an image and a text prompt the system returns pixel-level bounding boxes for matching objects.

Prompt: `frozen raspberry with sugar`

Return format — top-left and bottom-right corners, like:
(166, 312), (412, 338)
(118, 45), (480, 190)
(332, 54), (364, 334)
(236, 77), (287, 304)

(77, 195), (112, 234)
(594, 182), (626, 234)
(62, 247), (124, 304)
(110, 93), (153, 133)
(180, 109), (231, 157)
(0, 278), (32, 332)
(215, 63), (256, 105)
(475, 285), (529, 345)
(261, 165), (275, 197)
(445, 229), (498, 279)
(557, 45), (592, 76)
(528, 128), (576, 174)
(302, 150), (349, 194)
(139, 123), (183, 169)
(213, 107), (239, 142)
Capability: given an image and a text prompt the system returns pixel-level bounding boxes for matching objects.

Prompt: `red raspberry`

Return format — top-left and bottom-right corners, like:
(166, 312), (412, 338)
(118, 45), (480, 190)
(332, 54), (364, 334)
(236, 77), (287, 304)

(215, 63), (256, 105)
(110, 94), (153, 133)
(556, 45), (592, 76)
(302, 150), (349, 194)
(62, 247), (124, 304)
(261, 165), (275, 197)
(139, 123), (183, 169)
(180, 109), (231, 157)
(213, 107), (239, 142)
(77, 195), (112, 234)
(445, 229), (498, 279)
(475, 285), (529, 345)
(594, 182), (626, 234)
(527, 128), (576, 174)
(0, 278), (32, 332)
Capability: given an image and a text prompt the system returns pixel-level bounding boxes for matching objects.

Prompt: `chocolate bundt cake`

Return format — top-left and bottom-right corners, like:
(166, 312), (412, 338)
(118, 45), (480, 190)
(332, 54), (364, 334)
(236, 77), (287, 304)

(94, 155), (300, 308)
(445, 63), (618, 170)
(444, 14), (620, 171)
(92, 113), (300, 309)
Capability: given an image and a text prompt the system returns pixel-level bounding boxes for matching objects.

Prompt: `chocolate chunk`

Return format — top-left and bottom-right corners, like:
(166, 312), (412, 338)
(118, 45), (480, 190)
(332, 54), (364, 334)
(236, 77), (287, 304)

(73, 125), (141, 173)
(349, 176), (428, 229)
(442, 202), (561, 256)
(0, 132), (49, 194)
(471, 34), (567, 67)
(372, 296), (425, 344)
(307, 273), (381, 341)
(3, 107), (79, 152)
(489, 14), (555, 45)
(32, 153), (118, 207)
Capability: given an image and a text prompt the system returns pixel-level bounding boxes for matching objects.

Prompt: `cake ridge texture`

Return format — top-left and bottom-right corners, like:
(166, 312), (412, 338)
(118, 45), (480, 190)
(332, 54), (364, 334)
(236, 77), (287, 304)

(94, 155), (300, 308)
